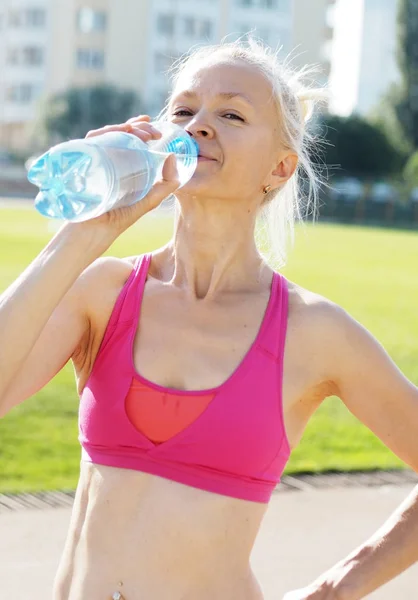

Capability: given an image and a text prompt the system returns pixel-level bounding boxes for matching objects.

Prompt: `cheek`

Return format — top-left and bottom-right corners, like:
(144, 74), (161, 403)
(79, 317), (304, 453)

(226, 142), (272, 186)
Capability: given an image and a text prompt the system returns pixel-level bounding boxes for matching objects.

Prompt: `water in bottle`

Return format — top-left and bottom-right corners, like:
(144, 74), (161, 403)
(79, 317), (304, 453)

(27, 121), (199, 222)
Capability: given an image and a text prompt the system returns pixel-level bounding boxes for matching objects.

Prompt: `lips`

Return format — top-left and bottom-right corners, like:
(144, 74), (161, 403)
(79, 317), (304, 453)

(198, 154), (216, 161)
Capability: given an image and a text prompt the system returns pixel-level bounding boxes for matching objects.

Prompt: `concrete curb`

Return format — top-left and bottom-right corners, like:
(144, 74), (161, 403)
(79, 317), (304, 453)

(1, 470), (417, 512)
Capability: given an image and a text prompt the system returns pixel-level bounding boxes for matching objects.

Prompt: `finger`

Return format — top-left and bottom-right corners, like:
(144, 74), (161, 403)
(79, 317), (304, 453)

(129, 166), (180, 217)
(85, 122), (159, 142)
(126, 114), (151, 124)
(126, 122), (162, 139)
(127, 127), (164, 144)
(143, 155), (179, 207)
(85, 123), (133, 138)
(161, 153), (179, 183)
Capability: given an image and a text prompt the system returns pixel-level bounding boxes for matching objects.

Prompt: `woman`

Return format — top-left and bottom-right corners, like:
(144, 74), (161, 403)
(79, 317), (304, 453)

(0, 40), (417, 600)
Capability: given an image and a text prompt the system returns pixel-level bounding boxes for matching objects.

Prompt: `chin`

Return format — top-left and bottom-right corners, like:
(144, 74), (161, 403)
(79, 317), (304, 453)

(175, 176), (216, 200)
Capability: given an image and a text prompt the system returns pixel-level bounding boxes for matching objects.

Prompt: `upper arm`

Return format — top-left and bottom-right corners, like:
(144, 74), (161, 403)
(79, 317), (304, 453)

(0, 256), (135, 416)
(325, 305), (418, 471)
(0, 274), (90, 416)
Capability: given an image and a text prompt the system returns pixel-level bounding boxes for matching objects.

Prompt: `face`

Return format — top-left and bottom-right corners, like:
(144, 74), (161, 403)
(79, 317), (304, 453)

(167, 59), (295, 206)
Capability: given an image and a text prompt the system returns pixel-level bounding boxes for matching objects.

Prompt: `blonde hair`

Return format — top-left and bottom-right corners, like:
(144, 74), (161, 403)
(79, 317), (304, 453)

(159, 38), (327, 269)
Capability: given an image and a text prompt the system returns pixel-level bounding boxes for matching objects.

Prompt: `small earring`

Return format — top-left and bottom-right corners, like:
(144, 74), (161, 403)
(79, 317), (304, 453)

(263, 184), (272, 195)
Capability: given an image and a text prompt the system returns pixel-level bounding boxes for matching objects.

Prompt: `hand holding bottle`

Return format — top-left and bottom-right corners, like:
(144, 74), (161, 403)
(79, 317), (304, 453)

(77, 115), (181, 242)
(28, 114), (198, 250)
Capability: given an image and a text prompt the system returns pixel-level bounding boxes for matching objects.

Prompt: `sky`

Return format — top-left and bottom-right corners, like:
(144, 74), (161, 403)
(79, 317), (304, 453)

(329, 0), (364, 115)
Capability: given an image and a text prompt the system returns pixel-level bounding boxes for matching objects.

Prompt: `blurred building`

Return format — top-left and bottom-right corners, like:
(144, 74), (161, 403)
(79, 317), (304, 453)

(0, 0), (49, 151)
(356, 0), (400, 115)
(0, 0), (335, 153)
(291, 0), (336, 87)
(146, 0), (295, 116)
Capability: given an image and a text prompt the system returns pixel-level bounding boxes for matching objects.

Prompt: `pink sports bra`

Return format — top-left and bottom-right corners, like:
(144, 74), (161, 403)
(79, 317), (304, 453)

(78, 253), (291, 503)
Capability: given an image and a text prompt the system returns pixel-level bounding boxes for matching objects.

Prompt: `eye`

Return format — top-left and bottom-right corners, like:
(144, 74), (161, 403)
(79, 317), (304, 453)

(172, 109), (245, 122)
(223, 113), (244, 122)
(172, 109), (193, 117)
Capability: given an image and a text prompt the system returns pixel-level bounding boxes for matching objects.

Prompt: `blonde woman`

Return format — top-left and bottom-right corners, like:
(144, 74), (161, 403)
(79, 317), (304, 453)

(0, 41), (417, 600)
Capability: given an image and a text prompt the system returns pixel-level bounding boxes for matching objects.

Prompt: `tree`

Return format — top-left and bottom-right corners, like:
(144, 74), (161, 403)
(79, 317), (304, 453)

(374, 0), (418, 152)
(318, 115), (403, 178)
(38, 84), (143, 144)
(403, 149), (418, 187)
(369, 82), (412, 157)
(394, 0), (418, 149)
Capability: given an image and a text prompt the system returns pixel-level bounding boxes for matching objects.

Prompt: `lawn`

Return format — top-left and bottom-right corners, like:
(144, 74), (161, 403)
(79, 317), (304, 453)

(0, 206), (417, 493)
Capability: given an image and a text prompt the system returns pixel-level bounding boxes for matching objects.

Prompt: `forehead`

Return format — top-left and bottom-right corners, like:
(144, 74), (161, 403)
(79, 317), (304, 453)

(171, 59), (275, 110)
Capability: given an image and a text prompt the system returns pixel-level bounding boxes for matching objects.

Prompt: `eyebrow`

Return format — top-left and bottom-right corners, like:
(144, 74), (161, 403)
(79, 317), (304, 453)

(172, 91), (254, 107)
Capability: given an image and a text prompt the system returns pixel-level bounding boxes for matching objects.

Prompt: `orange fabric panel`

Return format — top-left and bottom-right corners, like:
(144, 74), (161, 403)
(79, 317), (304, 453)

(125, 379), (214, 444)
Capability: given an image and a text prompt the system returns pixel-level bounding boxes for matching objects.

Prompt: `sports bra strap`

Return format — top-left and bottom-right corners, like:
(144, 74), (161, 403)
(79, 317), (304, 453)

(256, 273), (288, 361)
(117, 253), (151, 324)
(98, 254), (150, 352)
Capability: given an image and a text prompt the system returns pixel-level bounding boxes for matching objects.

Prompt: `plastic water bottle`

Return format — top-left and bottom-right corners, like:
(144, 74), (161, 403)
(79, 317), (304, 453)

(27, 121), (199, 222)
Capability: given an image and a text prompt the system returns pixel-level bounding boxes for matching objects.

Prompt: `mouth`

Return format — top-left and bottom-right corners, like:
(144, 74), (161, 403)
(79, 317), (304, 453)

(197, 155), (216, 161)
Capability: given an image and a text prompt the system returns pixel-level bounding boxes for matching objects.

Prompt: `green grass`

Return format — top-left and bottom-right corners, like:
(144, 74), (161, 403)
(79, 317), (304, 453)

(0, 207), (417, 492)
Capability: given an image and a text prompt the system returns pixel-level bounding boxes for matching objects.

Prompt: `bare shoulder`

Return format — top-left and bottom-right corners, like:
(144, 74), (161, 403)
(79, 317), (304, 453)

(286, 278), (347, 332)
(285, 277), (382, 385)
(77, 255), (137, 307)
(82, 255), (135, 284)
(284, 278), (357, 390)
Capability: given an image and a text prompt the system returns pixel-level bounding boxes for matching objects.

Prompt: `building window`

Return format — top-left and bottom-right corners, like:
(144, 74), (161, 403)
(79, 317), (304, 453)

(23, 46), (44, 66)
(237, 0), (282, 6)
(76, 49), (105, 69)
(7, 48), (20, 65)
(26, 8), (46, 27)
(200, 20), (213, 39)
(276, 0), (291, 11)
(77, 8), (107, 33)
(9, 9), (23, 27)
(157, 13), (175, 36)
(6, 83), (39, 103)
(6, 47), (43, 66)
(184, 17), (196, 36)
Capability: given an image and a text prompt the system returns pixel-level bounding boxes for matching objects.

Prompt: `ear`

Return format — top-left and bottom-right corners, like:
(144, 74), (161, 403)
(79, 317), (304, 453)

(271, 153), (298, 187)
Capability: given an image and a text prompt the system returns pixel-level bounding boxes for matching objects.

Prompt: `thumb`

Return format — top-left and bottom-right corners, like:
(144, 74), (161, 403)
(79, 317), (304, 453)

(161, 153), (179, 185)
(139, 153), (180, 213)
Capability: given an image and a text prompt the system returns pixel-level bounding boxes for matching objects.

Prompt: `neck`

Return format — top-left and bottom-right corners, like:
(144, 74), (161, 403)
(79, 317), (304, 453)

(162, 199), (270, 300)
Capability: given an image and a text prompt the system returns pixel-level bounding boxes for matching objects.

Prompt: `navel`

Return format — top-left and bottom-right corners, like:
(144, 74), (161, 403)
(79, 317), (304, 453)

(111, 581), (124, 599)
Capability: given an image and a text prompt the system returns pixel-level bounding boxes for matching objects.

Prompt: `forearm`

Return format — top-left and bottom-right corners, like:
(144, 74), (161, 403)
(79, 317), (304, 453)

(0, 223), (109, 398)
(326, 484), (418, 599)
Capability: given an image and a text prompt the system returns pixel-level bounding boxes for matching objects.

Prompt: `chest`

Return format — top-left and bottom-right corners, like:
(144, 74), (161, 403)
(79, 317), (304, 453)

(79, 276), (334, 452)
(132, 281), (273, 392)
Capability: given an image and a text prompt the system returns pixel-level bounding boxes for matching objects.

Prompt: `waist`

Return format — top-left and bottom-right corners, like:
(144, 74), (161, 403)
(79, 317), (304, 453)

(55, 462), (267, 599)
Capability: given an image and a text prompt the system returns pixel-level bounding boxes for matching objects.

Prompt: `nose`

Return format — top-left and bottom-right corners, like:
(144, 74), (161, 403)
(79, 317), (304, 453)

(185, 116), (214, 140)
